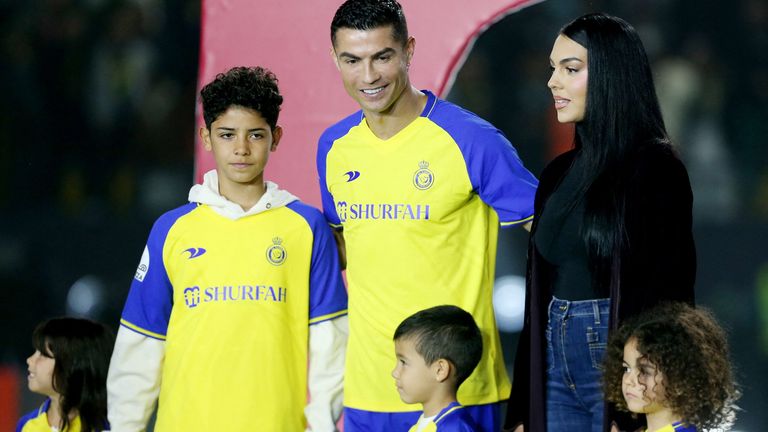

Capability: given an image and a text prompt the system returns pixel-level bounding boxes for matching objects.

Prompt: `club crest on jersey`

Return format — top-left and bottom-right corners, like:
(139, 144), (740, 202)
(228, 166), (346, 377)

(413, 160), (434, 190)
(184, 286), (201, 308)
(266, 237), (287, 265)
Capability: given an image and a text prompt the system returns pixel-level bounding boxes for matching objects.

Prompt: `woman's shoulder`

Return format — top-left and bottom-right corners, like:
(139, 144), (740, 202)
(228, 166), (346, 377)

(632, 141), (685, 170)
(630, 142), (689, 182)
(627, 142), (692, 201)
(534, 149), (578, 203)
(540, 149), (577, 181)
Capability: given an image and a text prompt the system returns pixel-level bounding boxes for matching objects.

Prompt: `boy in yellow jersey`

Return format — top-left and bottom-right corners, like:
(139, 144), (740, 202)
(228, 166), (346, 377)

(318, 1), (538, 430)
(107, 66), (348, 431)
(392, 305), (483, 432)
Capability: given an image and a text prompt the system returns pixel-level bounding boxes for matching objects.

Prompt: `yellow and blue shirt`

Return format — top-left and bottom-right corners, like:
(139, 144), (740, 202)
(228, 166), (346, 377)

(317, 90), (537, 411)
(651, 422), (697, 432)
(119, 187), (347, 430)
(16, 399), (84, 432)
(408, 402), (479, 432)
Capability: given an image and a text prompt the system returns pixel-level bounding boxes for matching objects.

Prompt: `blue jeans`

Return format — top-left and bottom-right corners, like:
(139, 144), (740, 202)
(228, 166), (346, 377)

(545, 297), (609, 432)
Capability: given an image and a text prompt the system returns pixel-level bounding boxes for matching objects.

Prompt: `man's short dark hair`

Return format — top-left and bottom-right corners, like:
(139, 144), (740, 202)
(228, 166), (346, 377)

(199, 66), (283, 130)
(393, 305), (482, 386)
(331, 0), (409, 47)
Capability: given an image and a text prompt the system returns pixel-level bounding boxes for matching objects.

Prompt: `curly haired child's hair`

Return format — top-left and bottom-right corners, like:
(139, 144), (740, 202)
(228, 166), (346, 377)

(200, 66), (283, 130)
(603, 302), (739, 430)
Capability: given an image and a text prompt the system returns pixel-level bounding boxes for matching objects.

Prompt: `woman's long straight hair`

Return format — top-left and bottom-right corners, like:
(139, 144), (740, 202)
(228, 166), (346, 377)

(559, 13), (671, 292)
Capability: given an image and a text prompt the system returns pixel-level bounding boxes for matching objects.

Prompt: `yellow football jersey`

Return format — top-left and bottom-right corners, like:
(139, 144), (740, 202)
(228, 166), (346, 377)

(16, 399), (84, 432)
(318, 91), (537, 411)
(121, 200), (347, 430)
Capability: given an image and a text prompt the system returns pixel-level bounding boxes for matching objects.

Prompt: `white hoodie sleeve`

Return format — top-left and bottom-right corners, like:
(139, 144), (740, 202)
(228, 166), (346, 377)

(107, 327), (165, 432)
(305, 315), (348, 432)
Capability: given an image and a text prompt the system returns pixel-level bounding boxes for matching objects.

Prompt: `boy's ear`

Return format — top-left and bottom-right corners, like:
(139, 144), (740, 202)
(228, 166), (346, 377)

(433, 358), (452, 383)
(200, 127), (212, 151)
(271, 126), (283, 152)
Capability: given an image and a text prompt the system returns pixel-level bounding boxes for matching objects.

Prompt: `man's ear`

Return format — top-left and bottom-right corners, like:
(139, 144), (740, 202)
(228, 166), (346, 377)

(330, 47), (341, 71)
(433, 358), (452, 383)
(200, 127), (212, 151)
(405, 36), (416, 66)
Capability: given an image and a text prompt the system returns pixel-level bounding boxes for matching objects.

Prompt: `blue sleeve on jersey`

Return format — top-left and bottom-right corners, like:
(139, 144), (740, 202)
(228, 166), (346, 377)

(429, 100), (538, 226)
(317, 112), (362, 227)
(437, 409), (481, 432)
(120, 203), (197, 339)
(286, 201), (348, 324)
(438, 419), (479, 432)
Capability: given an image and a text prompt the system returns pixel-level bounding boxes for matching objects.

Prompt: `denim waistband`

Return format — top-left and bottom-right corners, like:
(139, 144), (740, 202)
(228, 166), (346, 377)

(548, 296), (610, 324)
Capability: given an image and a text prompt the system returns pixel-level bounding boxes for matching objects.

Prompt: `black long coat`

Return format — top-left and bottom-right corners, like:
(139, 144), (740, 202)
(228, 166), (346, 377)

(504, 145), (696, 432)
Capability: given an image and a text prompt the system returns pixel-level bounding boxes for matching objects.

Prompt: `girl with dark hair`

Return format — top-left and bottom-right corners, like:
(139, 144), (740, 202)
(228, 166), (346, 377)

(505, 13), (696, 432)
(603, 302), (739, 432)
(17, 317), (114, 432)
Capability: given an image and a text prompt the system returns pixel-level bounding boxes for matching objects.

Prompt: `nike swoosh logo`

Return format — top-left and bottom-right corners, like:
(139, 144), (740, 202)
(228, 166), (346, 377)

(183, 248), (207, 259)
(344, 171), (361, 182)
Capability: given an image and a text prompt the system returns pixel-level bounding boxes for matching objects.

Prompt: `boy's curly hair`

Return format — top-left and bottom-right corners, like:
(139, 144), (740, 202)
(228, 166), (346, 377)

(200, 66), (283, 130)
(603, 302), (739, 430)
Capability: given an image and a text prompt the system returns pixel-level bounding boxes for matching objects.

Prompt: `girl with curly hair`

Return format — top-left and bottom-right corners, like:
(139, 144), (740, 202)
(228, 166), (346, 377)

(603, 302), (739, 431)
(17, 317), (115, 432)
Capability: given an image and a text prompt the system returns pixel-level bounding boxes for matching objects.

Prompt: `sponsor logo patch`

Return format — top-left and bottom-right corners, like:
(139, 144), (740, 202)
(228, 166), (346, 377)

(344, 170), (361, 182)
(183, 247), (207, 259)
(134, 246), (150, 282)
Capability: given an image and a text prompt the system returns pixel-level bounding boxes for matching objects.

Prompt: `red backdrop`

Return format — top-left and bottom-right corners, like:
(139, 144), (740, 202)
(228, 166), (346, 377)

(196, 0), (541, 207)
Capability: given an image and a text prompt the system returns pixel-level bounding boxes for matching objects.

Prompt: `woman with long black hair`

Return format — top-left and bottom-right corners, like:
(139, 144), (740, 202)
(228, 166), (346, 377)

(505, 13), (696, 432)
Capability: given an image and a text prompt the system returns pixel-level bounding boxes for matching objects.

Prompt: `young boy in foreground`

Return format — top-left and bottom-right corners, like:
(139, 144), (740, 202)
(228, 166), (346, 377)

(392, 305), (483, 432)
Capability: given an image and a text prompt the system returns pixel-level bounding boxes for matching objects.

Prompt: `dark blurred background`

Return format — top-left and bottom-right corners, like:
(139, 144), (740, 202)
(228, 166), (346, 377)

(1, 0), (766, 430)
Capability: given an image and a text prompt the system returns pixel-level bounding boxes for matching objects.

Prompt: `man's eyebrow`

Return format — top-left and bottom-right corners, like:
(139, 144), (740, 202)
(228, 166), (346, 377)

(338, 52), (361, 60)
(338, 47), (396, 59)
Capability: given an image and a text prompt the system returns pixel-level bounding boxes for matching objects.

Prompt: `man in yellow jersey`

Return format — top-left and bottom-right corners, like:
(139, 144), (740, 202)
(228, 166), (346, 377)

(317, 1), (538, 431)
(108, 66), (348, 431)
